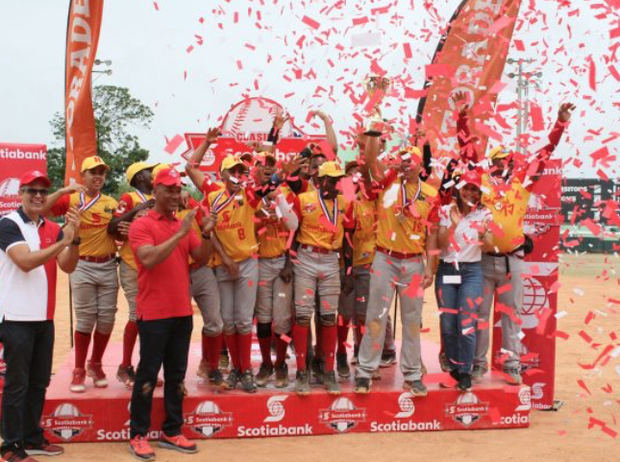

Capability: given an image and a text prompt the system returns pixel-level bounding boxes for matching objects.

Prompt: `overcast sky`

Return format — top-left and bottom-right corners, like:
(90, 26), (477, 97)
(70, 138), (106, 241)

(0, 0), (617, 178)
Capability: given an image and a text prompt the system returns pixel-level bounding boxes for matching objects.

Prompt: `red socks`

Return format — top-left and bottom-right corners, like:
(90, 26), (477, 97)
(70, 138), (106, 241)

(274, 335), (289, 367)
(74, 331), (91, 369)
(292, 324), (309, 371)
(121, 321), (138, 367)
(205, 334), (223, 371)
(224, 333), (241, 370)
(322, 325), (337, 372)
(257, 336), (273, 367)
(237, 333), (253, 372)
(91, 331), (111, 364)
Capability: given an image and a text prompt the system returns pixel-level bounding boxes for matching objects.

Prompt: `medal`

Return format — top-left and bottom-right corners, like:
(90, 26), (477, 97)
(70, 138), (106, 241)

(495, 201), (503, 211)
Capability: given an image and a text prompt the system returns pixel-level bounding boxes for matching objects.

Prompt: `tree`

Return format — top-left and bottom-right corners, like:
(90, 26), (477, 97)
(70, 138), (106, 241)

(48, 85), (154, 195)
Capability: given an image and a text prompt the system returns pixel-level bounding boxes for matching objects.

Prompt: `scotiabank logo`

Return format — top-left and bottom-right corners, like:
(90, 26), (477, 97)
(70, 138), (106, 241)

(43, 403), (94, 441)
(445, 392), (489, 427)
(185, 400), (233, 438)
(319, 397), (366, 433)
(264, 395), (288, 423)
(0, 178), (20, 197)
(394, 392), (415, 418)
(515, 386), (532, 412)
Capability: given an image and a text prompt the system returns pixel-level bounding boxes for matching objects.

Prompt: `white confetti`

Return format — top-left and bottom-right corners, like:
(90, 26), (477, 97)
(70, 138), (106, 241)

(572, 287), (584, 296)
(555, 310), (568, 319)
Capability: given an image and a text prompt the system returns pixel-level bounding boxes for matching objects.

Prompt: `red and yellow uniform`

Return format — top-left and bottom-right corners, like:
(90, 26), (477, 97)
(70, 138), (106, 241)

(352, 197), (376, 266)
(481, 174), (529, 253)
(207, 188), (261, 265)
(51, 192), (118, 257)
(375, 171), (439, 254)
(294, 190), (353, 251)
(256, 184), (295, 258)
(116, 191), (152, 269)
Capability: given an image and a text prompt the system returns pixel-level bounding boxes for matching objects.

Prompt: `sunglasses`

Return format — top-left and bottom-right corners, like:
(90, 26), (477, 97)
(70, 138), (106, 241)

(23, 187), (49, 196)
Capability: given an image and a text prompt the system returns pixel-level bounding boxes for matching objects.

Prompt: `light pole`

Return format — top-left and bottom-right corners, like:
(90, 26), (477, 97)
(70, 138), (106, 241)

(507, 58), (542, 155)
(92, 59), (112, 76)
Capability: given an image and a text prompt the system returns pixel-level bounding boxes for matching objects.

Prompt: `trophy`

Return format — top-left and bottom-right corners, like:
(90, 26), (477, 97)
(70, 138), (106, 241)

(363, 76), (392, 137)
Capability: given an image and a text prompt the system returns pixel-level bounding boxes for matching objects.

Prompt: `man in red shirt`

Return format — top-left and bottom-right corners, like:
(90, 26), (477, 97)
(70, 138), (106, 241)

(127, 167), (214, 461)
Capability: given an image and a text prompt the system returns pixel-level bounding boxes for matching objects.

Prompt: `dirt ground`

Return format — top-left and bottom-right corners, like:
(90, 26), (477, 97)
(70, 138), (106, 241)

(48, 253), (619, 462)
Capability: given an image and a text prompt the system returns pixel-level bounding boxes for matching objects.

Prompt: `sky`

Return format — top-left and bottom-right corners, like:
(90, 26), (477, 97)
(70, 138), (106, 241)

(0, 0), (618, 178)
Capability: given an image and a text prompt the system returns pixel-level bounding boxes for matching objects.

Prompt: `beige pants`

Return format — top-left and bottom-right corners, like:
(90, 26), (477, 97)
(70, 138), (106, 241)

(190, 265), (223, 336)
(255, 256), (293, 335)
(119, 260), (138, 322)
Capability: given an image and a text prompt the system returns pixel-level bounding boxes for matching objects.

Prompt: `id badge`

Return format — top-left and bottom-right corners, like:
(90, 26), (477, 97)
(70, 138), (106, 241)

(443, 275), (462, 284)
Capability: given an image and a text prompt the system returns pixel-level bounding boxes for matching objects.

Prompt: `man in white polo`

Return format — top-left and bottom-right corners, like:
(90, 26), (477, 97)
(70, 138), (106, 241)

(0, 170), (80, 462)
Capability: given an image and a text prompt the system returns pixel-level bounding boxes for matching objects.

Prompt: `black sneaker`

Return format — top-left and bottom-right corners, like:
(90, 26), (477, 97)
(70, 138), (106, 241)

(336, 353), (350, 379)
(438, 352), (451, 372)
(294, 370), (311, 395)
(323, 371), (341, 395)
(458, 373), (472, 391)
(240, 369), (257, 393)
(404, 379), (428, 397)
(255, 363), (273, 387)
(208, 368), (224, 387)
(117, 365), (136, 387)
(310, 355), (324, 384)
(440, 369), (460, 389)
(224, 368), (240, 390)
(274, 362), (289, 388)
(354, 377), (371, 394)
(379, 350), (396, 368)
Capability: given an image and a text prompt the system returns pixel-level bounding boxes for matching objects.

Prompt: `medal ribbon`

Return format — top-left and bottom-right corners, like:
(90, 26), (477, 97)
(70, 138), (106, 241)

(135, 190), (148, 203)
(78, 192), (101, 212)
(212, 190), (236, 214)
(400, 180), (421, 209)
(317, 189), (338, 227)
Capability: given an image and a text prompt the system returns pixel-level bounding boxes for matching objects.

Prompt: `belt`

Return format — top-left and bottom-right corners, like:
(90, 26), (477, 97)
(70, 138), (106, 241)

(79, 254), (116, 263)
(376, 246), (422, 260)
(300, 244), (332, 254)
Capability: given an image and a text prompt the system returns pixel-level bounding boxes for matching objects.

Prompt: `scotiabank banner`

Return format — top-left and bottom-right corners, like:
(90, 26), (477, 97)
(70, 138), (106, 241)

(492, 160), (562, 409)
(0, 143), (47, 215)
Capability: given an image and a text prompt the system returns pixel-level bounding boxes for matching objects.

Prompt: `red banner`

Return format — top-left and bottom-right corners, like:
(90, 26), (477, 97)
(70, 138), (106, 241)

(492, 160), (562, 409)
(64, 0), (104, 185)
(417, 0), (522, 159)
(0, 143), (47, 215)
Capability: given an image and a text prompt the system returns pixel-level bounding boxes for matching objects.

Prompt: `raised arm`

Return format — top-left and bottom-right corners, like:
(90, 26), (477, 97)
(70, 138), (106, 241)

(363, 133), (386, 183)
(311, 110), (338, 155)
(453, 91), (479, 164)
(185, 127), (220, 190)
(42, 183), (85, 216)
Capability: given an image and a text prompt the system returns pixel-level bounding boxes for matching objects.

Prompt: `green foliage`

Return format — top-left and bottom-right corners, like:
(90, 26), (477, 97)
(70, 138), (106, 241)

(48, 85), (154, 196)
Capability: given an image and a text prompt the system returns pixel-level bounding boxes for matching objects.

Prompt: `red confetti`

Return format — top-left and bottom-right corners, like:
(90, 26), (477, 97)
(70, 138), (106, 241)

(301, 15), (320, 30)
(164, 134), (184, 154)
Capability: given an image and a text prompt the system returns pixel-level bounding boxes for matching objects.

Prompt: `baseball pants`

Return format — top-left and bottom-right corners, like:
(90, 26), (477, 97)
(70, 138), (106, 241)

(190, 266), (223, 336)
(70, 259), (119, 334)
(256, 255), (293, 335)
(215, 258), (258, 335)
(357, 251), (425, 381)
(474, 254), (524, 371)
(119, 261), (138, 322)
(293, 248), (340, 323)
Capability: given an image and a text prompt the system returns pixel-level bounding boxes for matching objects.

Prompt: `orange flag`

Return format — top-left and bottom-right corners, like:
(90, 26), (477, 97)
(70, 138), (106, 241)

(416, 0), (522, 162)
(64, 0), (105, 185)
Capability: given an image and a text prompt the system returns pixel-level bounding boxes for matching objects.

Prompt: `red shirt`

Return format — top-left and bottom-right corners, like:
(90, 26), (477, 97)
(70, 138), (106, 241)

(129, 209), (200, 320)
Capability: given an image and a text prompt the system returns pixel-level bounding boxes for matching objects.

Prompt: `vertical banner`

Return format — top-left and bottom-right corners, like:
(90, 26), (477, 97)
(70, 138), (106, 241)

(0, 143), (47, 215)
(491, 160), (562, 409)
(416, 0), (522, 161)
(64, 0), (105, 185)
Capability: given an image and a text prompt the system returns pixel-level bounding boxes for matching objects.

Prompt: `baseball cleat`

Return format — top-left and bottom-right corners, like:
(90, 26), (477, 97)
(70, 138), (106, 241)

(323, 371), (341, 395)
(70, 368), (86, 393)
(255, 363), (274, 387)
(354, 377), (371, 394)
(458, 373), (472, 392)
(196, 359), (209, 379)
(117, 365), (136, 387)
(471, 365), (486, 383)
(86, 361), (108, 388)
(503, 368), (523, 385)
(208, 368), (224, 387)
(224, 369), (241, 390)
(379, 350), (396, 368)
(274, 362), (289, 388)
(240, 369), (257, 393)
(294, 370), (311, 395)
(404, 379), (427, 397)
(336, 353), (350, 379)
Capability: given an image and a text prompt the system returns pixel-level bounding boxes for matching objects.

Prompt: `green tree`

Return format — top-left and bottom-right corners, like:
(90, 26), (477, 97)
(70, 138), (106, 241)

(48, 85), (154, 196)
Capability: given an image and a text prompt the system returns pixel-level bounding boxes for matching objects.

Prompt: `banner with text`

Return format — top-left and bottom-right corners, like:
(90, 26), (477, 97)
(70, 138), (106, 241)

(0, 143), (47, 215)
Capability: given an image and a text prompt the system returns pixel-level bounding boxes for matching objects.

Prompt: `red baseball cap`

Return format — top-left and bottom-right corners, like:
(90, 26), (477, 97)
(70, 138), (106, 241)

(153, 167), (182, 187)
(19, 170), (51, 188)
(461, 169), (482, 188)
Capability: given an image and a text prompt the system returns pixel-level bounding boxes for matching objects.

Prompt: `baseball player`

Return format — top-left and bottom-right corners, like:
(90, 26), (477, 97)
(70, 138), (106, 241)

(290, 161), (353, 395)
(455, 94), (574, 384)
(253, 152), (298, 387)
(354, 139), (439, 396)
(108, 161), (157, 387)
(45, 155), (119, 393)
(206, 155), (263, 393)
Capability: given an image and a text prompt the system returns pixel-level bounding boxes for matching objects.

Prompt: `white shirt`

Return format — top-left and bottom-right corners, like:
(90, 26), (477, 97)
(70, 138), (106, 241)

(439, 204), (491, 263)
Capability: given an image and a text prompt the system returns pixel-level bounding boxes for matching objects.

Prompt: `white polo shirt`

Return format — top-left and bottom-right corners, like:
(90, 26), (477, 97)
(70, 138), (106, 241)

(0, 208), (63, 321)
(439, 204), (491, 263)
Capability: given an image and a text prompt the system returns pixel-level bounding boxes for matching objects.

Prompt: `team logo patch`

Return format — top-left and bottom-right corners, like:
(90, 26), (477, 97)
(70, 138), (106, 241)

(185, 400), (233, 438)
(445, 392), (489, 428)
(43, 403), (94, 441)
(319, 397), (366, 433)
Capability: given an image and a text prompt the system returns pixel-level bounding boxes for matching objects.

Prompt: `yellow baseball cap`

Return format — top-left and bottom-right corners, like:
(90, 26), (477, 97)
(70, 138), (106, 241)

(152, 163), (170, 179)
(220, 155), (245, 173)
(487, 145), (511, 160)
(398, 146), (422, 161)
(126, 161), (158, 184)
(80, 155), (109, 173)
(318, 161), (345, 178)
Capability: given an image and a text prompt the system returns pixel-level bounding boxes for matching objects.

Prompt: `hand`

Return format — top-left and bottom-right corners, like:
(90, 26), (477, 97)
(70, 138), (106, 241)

(310, 110), (330, 123)
(281, 156), (305, 176)
(342, 273), (355, 295)
(449, 204), (462, 227)
(179, 209), (197, 237)
(202, 210), (218, 234)
(61, 183), (86, 195)
(205, 127), (221, 144)
(422, 267), (434, 289)
(452, 91), (469, 114)
(273, 111), (290, 131)
(61, 224), (76, 245)
(118, 221), (131, 238)
(223, 258), (239, 278)
(558, 102), (575, 123)
(278, 262), (293, 283)
(65, 205), (81, 229)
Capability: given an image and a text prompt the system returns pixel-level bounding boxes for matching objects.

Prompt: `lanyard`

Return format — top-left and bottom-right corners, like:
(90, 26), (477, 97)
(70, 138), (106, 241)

(212, 190), (236, 214)
(78, 192), (101, 212)
(401, 180), (421, 208)
(135, 190), (148, 203)
(317, 189), (338, 226)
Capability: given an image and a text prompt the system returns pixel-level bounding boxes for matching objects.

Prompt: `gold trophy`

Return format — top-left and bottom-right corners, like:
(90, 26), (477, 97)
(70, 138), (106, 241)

(363, 76), (391, 136)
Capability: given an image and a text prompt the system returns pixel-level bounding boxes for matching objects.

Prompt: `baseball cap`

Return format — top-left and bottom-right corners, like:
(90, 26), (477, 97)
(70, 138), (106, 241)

(126, 161), (158, 184)
(220, 155), (245, 173)
(398, 146), (422, 162)
(81, 155), (109, 173)
(318, 161), (345, 178)
(460, 169), (482, 188)
(254, 151), (276, 166)
(487, 145), (511, 160)
(153, 167), (182, 187)
(19, 170), (51, 188)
